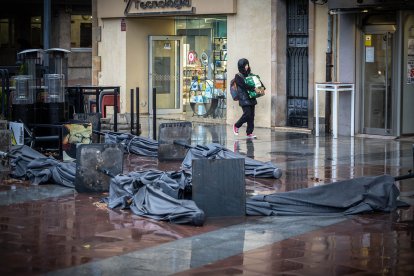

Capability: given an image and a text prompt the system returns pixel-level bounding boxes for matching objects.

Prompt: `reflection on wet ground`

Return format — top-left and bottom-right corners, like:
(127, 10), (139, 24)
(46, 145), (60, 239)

(177, 214), (414, 275)
(1, 121), (413, 274)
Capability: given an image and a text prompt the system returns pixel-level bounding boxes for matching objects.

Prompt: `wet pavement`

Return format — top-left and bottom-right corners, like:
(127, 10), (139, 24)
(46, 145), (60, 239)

(0, 120), (413, 275)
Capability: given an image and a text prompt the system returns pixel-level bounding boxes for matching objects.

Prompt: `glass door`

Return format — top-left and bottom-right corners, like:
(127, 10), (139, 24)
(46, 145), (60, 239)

(149, 36), (183, 114)
(362, 31), (394, 135)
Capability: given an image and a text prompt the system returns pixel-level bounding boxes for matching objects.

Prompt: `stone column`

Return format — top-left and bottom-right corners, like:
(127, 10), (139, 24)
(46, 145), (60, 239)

(272, 0), (287, 127)
(92, 0), (100, 86)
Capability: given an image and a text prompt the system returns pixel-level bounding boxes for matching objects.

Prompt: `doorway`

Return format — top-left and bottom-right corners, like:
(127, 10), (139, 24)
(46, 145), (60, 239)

(362, 27), (396, 135)
(149, 36), (183, 114)
(286, 0), (309, 128)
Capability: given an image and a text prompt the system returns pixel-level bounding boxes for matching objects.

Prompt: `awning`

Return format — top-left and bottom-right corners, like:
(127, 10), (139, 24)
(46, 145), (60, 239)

(327, 0), (414, 14)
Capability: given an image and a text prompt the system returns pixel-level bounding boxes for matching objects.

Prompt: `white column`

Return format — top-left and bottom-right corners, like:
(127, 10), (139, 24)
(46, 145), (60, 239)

(351, 84), (355, 137)
(332, 85), (338, 139)
(315, 83), (319, 137)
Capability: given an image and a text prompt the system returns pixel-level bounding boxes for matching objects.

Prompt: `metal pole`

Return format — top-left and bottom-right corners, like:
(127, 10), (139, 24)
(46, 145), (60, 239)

(43, 0), (51, 67)
(91, 0), (99, 85)
(325, 13), (333, 135)
(59, 127), (63, 160)
(130, 88), (134, 134)
(5, 69), (9, 118)
(76, 86), (81, 113)
(152, 87), (156, 140)
(384, 33), (389, 132)
(96, 87), (100, 113)
(114, 87), (119, 132)
(395, 172), (414, 181)
(136, 87), (140, 136)
(1, 70), (5, 116)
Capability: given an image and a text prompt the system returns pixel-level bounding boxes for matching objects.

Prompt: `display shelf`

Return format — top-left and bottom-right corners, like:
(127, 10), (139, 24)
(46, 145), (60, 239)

(183, 65), (207, 106)
(182, 37), (227, 117)
(212, 37), (227, 101)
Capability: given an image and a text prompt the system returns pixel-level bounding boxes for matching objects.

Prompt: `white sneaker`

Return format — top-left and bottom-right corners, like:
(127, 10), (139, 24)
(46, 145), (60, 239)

(233, 124), (239, 135)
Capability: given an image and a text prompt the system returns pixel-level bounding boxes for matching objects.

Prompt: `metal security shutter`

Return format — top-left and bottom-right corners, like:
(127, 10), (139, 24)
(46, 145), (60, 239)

(286, 0), (309, 128)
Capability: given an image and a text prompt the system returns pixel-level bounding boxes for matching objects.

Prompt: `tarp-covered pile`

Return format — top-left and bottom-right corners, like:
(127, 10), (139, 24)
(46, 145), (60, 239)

(106, 170), (204, 226)
(7, 142), (408, 226)
(246, 175), (409, 216)
(9, 145), (75, 188)
(103, 134), (283, 180)
(181, 143), (282, 179)
(104, 132), (158, 157)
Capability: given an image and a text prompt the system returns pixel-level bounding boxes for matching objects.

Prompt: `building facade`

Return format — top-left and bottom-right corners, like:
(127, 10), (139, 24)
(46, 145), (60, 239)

(96, 0), (296, 130)
(94, 0), (414, 137)
(0, 0), (92, 85)
(325, 0), (414, 137)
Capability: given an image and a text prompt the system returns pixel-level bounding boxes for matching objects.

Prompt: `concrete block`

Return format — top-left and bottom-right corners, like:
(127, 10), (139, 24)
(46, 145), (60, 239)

(75, 144), (124, 193)
(0, 130), (11, 152)
(158, 122), (192, 161)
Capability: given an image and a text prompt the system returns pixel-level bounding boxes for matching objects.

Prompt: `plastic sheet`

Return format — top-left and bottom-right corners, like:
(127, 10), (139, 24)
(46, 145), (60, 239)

(181, 143), (282, 179)
(106, 170), (203, 226)
(105, 132), (158, 157)
(246, 175), (409, 216)
(9, 145), (75, 188)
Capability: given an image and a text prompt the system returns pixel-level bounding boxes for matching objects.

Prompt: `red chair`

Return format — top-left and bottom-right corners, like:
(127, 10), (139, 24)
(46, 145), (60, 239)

(100, 94), (120, 118)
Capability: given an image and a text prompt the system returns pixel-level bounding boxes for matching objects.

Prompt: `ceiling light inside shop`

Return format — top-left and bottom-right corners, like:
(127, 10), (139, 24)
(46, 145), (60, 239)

(204, 18), (226, 23)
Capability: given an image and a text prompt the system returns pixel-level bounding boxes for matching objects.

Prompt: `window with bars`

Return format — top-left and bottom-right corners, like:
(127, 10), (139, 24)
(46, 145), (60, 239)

(286, 0), (309, 128)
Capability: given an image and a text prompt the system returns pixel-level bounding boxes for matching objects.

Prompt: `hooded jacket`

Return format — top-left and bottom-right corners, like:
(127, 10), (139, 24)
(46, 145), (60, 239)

(235, 58), (257, 106)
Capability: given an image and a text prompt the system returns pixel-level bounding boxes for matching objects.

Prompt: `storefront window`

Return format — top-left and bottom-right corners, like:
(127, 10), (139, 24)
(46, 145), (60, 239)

(30, 16), (42, 48)
(70, 15), (92, 49)
(0, 18), (10, 48)
(176, 16), (227, 118)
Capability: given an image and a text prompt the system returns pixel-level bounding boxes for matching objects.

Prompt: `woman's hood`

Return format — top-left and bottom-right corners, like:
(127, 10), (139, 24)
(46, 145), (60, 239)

(237, 58), (251, 76)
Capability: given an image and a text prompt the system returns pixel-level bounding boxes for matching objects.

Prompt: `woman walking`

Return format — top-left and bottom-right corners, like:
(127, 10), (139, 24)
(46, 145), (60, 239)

(233, 58), (264, 138)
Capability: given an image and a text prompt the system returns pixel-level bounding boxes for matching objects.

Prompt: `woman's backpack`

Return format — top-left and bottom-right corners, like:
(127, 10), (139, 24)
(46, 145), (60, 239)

(229, 78), (239, 101)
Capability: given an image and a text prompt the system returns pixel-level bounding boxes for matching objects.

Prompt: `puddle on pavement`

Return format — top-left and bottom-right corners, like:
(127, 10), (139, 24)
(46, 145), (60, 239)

(0, 178), (31, 191)
(0, 188), (255, 274)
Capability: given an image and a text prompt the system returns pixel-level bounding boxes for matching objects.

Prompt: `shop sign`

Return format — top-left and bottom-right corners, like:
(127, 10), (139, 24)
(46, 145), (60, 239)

(364, 35), (372, 47)
(187, 51), (196, 63)
(407, 38), (414, 84)
(200, 52), (208, 66)
(9, 122), (24, 145)
(121, 18), (126, 31)
(124, 0), (194, 17)
(365, 47), (374, 63)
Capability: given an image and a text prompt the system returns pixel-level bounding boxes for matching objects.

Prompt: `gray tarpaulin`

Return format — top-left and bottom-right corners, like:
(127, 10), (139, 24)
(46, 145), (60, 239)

(26, 158), (75, 188)
(9, 146), (408, 224)
(181, 143), (283, 179)
(103, 134), (282, 180)
(104, 132), (158, 157)
(246, 175), (409, 216)
(9, 145), (46, 178)
(9, 145), (75, 188)
(106, 170), (204, 226)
